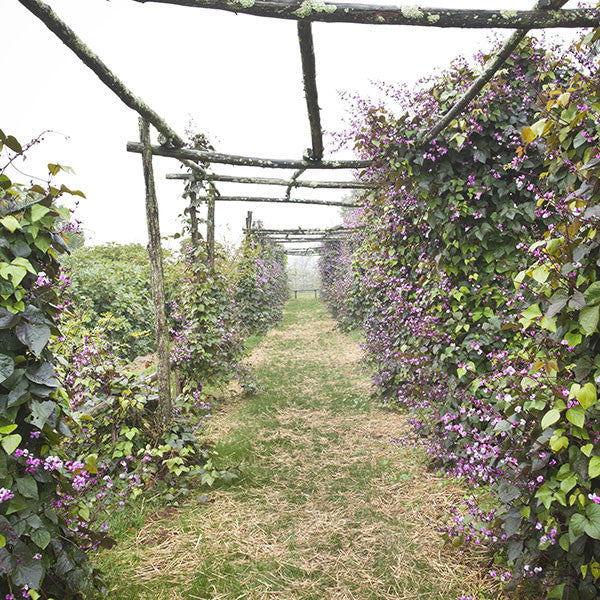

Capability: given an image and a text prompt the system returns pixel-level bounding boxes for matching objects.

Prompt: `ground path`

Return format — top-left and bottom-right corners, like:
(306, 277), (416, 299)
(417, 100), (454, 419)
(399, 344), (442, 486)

(98, 297), (497, 600)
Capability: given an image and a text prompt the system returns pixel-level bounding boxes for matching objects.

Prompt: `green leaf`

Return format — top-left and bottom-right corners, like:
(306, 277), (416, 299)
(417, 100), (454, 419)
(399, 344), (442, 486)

(547, 584), (565, 599)
(16, 475), (38, 499)
(11, 257), (36, 275)
(31, 528), (51, 549)
(0, 354), (14, 384)
(30, 204), (50, 222)
(1, 433), (22, 454)
(584, 504), (600, 539)
(15, 322), (51, 357)
(542, 408), (561, 430)
(589, 456), (600, 479)
(12, 545), (43, 588)
(577, 383), (597, 409)
(584, 281), (600, 305)
(566, 406), (585, 428)
(522, 304), (542, 319)
(5, 135), (23, 154)
(582, 444), (594, 457)
(532, 265), (549, 283)
(580, 305), (599, 335)
(0, 264), (27, 287)
(0, 216), (21, 233)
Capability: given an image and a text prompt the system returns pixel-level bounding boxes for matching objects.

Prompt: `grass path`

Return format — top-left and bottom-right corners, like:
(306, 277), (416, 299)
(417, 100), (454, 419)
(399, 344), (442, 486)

(97, 297), (498, 600)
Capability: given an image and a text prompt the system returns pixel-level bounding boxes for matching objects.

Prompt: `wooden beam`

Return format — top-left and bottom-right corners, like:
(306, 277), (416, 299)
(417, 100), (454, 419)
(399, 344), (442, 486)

(265, 236), (347, 242)
(128, 1), (599, 29)
(297, 22), (323, 160)
(18, 0), (185, 147)
(127, 142), (370, 169)
(420, 0), (569, 146)
(192, 195), (357, 207)
(167, 172), (374, 189)
(249, 227), (351, 234)
(139, 118), (172, 429)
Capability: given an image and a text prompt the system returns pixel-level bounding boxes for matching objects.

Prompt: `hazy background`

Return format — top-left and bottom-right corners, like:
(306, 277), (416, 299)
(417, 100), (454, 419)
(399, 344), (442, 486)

(1, 0), (585, 259)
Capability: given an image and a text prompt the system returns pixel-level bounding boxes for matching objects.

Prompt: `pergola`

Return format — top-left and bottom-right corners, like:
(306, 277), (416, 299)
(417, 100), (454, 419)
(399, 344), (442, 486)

(15, 0), (595, 419)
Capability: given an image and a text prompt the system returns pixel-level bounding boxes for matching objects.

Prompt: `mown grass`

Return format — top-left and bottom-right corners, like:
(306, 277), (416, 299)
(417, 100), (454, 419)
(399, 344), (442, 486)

(94, 297), (501, 600)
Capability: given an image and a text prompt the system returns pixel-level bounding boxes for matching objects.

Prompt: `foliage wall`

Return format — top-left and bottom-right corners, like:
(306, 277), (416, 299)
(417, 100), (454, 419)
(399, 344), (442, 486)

(322, 33), (600, 599)
(0, 131), (103, 599)
(234, 232), (289, 336)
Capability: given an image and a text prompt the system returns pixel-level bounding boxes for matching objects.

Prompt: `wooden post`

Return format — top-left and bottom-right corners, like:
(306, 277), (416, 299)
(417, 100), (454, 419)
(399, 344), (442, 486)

(189, 191), (200, 248)
(295, 290), (298, 299)
(245, 210), (253, 232)
(139, 118), (172, 429)
(207, 192), (215, 269)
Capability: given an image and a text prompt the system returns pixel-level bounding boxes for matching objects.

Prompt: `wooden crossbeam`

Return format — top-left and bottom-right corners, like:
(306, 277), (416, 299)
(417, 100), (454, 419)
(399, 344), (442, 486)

(127, 142), (369, 169)
(166, 172), (374, 189)
(420, 0), (569, 146)
(192, 195), (357, 207)
(297, 22), (323, 161)
(265, 236), (347, 242)
(128, 1), (599, 29)
(248, 227), (351, 235)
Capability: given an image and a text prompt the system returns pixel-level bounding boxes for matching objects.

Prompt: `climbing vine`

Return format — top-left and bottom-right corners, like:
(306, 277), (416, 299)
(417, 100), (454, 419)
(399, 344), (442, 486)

(323, 32), (600, 598)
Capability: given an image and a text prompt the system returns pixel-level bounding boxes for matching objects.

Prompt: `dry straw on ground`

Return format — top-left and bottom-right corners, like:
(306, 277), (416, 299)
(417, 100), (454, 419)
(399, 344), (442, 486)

(101, 300), (502, 600)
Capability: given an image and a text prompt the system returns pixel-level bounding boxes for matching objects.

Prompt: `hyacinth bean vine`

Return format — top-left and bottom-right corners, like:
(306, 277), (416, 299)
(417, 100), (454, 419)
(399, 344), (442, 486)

(234, 229), (289, 336)
(0, 130), (103, 598)
(322, 31), (600, 599)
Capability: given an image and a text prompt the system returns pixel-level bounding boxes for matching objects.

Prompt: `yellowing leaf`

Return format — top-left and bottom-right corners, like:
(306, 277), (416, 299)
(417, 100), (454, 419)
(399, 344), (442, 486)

(0, 216), (21, 233)
(521, 126), (536, 143)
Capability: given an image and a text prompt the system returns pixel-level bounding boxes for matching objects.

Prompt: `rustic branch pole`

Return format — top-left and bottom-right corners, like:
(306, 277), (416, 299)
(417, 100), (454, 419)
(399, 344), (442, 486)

(167, 172), (374, 189)
(18, 0), (185, 147)
(139, 118), (172, 428)
(127, 142), (370, 169)
(420, 0), (569, 146)
(188, 191), (200, 248)
(206, 192), (216, 269)
(127, 0), (599, 29)
(192, 195), (357, 207)
(297, 22), (323, 161)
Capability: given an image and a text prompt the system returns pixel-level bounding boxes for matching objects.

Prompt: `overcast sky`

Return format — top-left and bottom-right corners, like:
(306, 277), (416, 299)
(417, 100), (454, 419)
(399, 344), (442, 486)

(1, 0), (585, 253)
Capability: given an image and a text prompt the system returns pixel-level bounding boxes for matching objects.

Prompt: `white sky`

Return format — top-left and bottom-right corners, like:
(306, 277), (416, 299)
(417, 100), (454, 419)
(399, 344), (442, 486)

(1, 0), (585, 252)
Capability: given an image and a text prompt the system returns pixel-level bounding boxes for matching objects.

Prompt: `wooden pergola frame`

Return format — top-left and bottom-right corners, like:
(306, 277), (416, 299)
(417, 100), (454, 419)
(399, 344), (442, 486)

(15, 0), (589, 424)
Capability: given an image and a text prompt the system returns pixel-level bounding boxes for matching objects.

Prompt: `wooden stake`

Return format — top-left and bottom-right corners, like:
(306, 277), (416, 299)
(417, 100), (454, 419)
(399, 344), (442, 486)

(188, 191), (200, 248)
(297, 22), (323, 161)
(139, 118), (172, 429)
(207, 192), (215, 269)
(129, 0), (598, 29)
